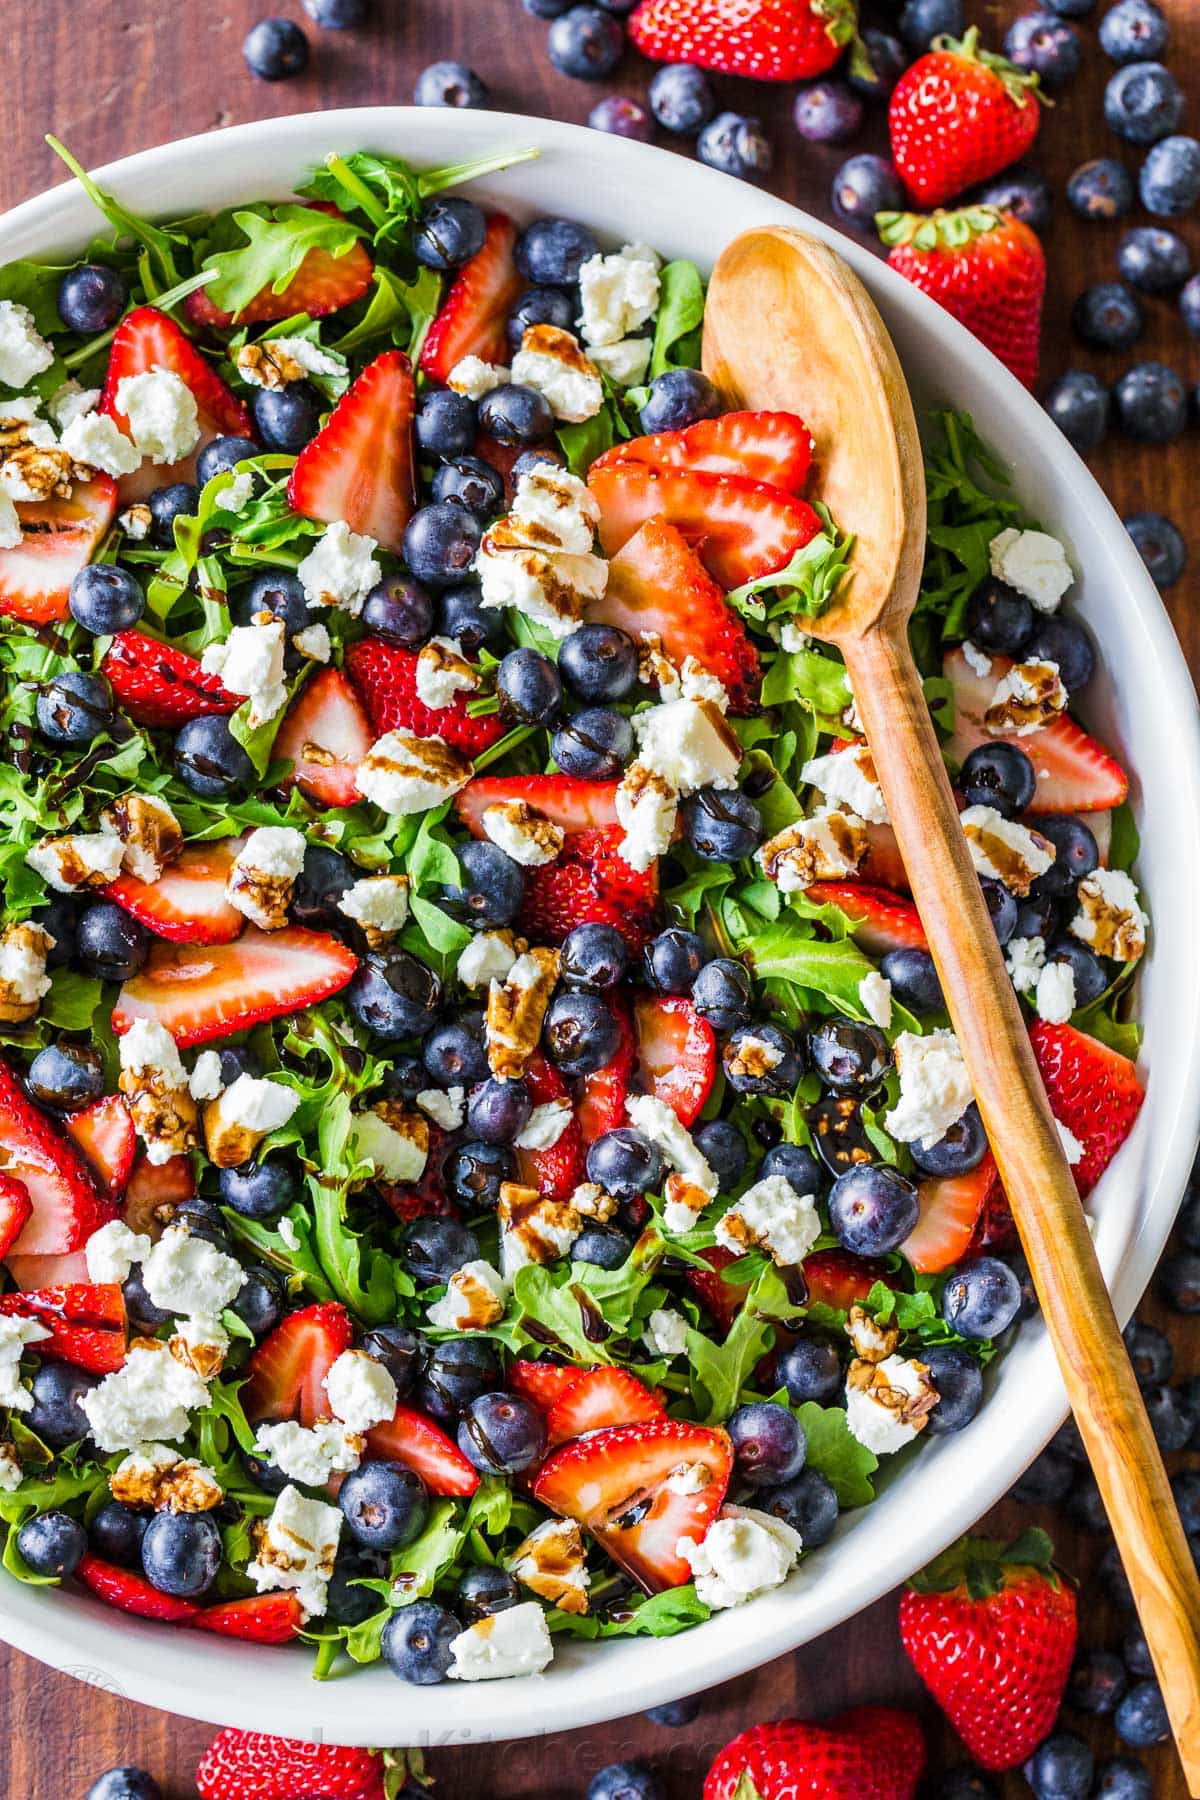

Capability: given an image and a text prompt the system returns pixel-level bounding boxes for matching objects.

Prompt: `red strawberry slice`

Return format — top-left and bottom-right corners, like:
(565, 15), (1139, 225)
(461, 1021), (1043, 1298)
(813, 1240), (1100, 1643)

(14, 1317), (125, 1375)
(186, 204), (373, 330)
(421, 212), (524, 384)
(344, 636), (504, 757)
(806, 882), (928, 956)
(62, 1096), (136, 1201)
(76, 1554), (201, 1623)
(595, 520), (760, 712)
(287, 349), (417, 553)
(0, 475), (117, 625)
(273, 667), (374, 809)
(1029, 1019), (1145, 1197)
(190, 1592), (304, 1645)
(860, 823), (911, 892)
(112, 925), (357, 1047)
(0, 1174), (33, 1260)
(102, 630), (238, 729)
(243, 1302), (353, 1426)
(521, 826), (659, 952)
(802, 1247), (887, 1312)
(0, 1059), (111, 1258)
(1, 1281), (125, 1329)
(578, 993), (636, 1144)
(508, 1359), (587, 1412)
(533, 1418), (732, 1592)
(902, 1154), (999, 1275)
(943, 647), (1128, 814)
(366, 1403), (480, 1497)
(966, 1184), (1019, 1257)
(589, 462), (822, 592)
(105, 835), (247, 946)
(121, 1152), (196, 1237)
(595, 411), (814, 495)
(685, 1245), (751, 1335)
(456, 774), (620, 837)
(5, 1251), (91, 1289)
(545, 1366), (665, 1447)
(633, 995), (716, 1127)
(516, 1055), (585, 1203)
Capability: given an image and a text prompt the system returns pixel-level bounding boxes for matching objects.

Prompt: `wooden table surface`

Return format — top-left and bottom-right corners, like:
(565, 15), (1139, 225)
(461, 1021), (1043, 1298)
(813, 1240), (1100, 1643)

(2, 1), (1197, 1793)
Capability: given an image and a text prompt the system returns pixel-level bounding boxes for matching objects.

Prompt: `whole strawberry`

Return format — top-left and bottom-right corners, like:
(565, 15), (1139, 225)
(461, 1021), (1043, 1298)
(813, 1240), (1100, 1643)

(889, 29), (1043, 209)
(705, 1707), (926, 1800)
(879, 206), (1046, 389)
(898, 1528), (1077, 1770)
(629, 0), (856, 81)
(195, 1729), (424, 1800)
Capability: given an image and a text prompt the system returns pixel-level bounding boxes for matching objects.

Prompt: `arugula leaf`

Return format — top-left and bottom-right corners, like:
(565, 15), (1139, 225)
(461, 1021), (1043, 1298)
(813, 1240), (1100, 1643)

(201, 206), (365, 319)
(47, 137), (187, 295)
(558, 407), (616, 476)
(552, 1586), (711, 1639)
(0, 261), (74, 336)
(511, 1265), (615, 1364)
(794, 1401), (878, 1508)
(649, 261), (705, 379)
(686, 1265), (803, 1423)
(727, 507), (854, 624)
(737, 924), (892, 1025)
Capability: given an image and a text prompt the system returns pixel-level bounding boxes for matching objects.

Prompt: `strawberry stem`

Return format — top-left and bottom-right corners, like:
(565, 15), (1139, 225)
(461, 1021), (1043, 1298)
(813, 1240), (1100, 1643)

(932, 26), (1048, 108)
(876, 205), (1007, 252)
(908, 1526), (1060, 1600)
(811, 0), (859, 50)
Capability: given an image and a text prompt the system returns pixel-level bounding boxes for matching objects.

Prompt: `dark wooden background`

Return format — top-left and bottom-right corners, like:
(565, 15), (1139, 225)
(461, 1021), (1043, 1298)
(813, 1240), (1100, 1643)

(1, 1), (1197, 1793)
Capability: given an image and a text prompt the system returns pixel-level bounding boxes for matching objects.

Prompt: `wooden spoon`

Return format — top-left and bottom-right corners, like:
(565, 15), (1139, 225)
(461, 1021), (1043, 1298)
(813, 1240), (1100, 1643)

(703, 223), (1200, 1789)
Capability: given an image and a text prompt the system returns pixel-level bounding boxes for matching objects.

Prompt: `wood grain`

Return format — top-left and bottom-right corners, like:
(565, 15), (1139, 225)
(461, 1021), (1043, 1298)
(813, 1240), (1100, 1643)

(0, 1), (1197, 1794)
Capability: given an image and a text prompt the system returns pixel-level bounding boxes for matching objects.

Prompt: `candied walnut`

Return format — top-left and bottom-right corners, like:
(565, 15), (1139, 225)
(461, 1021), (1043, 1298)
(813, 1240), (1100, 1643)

(571, 1182), (618, 1224)
(486, 947), (561, 1080)
(498, 1182), (582, 1267)
(235, 340), (309, 389)
(725, 1035), (783, 1082)
(0, 922), (53, 1024)
(119, 1067), (199, 1163)
(984, 660), (1068, 736)
(509, 1518), (590, 1615)
(759, 811), (867, 889)
(845, 1304), (899, 1364)
(847, 1355), (938, 1430)
(100, 795), (183, 886)
(112, 1454), (223, 1515)
(226, 864), (294, 933)
(168, 1332), (227, 1382)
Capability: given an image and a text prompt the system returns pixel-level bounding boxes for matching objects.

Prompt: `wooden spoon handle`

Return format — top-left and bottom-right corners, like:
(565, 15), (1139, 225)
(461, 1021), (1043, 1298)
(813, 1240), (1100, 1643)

(842, 624), (1200, 1789)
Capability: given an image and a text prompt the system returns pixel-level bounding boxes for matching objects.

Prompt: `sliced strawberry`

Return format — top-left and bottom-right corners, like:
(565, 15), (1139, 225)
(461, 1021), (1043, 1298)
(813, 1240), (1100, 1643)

(243, 1302), (353, 1426)
(102, 630), (238, 729)
(0, 1059), (111, 1257)
(1029, 1019), (1145, 1198)
(420, 213), (523, 384)
(595, 519), (760, 711)
(105, 835), (247, 947)
(24, 1319), (126, 1374)
(943, 647), (1129, 815)
(588, 462), (822, 591)
(0, 476), (117, 625)
(287, 350), (416, 553)
(860, 823), (911, 893)
(112, 926), (357, 1048)
(520, 826), (659, 952)
(5, 1251), (91, 1289)
(545, 1366), (665, 1447)
(533, 1418), (732, 1593)
(633, 995), (716, 1127)
(508, 1359), (587, 1412)
(577, 993), (636, 1144)
(62, 1096), (136, 1201)
(966, 1184), (1019, 1257)
(186, 204), (372, 330)
(475, 431), (525, 502)
(594, 411), (813, 494)
(0, 1174), (33, 1260)
(273, 668), (373, 809)
(455, 774), (620, 837)
(190, 1592), (304, 1644)
(806, 882), (928, 955)
(77, 1555), (203, 1622)
(121, 1153), (196, 1237)
(901, 1154), (999, 1275)
(802, 1248), (887, 1313)
(516, 1055), (585, 1203)
(684, 1245), (751, 1335)
(1, 1282), (125, 1329)
(344, 636), (504, 757)
(366, 1403), (480, 1498)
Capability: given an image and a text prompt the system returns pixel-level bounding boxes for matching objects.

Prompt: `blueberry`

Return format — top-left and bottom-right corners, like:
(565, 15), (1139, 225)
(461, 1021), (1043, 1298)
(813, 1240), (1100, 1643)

(357, 575), (433, 648)
(69, 563), (145, 634)
(1125, 510), (1187, 588)
(431, 456), (504, 523)
(910, 1103), (989, 1176)
(413, 198), (487, 272)
(978, 169), (1054, 234)
(423, 1017), (489, 1087)
(1023, 1731), (1093, 1800)
(197, 435), (259, 486)
(922, 1345), (984, 1433)
(644, 927), (707, 996)
(558, 624), (638, 702)
(466, 1076), (532, 1145)
(122, 1270), (172, 1331)
(829, 1164), (920, 1255)
(728, 1401), (806, 1486)
(1048, 0), (1094, 13)
(26, 1362), (97, 1449)
(507, 286), (577, 352)
(793, 80), (864, 145)
(459, 1390), (547, 1474)
(1015, 892), (1061, 941)
(1104, 62), (1184, 145)
(1029, 815), (1099, 897)
(761, 1142), (826, 1197)
(1092, 1759), (1153, 1800)
(252, 381), (322, 453)
(691, 958), (754, 1031)
(942, 1256), (1023, 1338)
(303, 0), (367, 21)
(148, 481), (199, 548)
(808, 1019), (891, 1097)
(1100, 1539), (1136, 1610)
(437, 584), (504, 654)
(36, 670), (115, 745)
(1117, 225), (1191, 292)
(457, 1564), (522, 1624)
(587, 1765), (663, 1800)
(345, 951), (443, 1040)
(141, 1510), (221, 1597)
(1068, 1648), (1129, 1715)
(1114, 361), (1186, 441)
(76, 902), (150, 982)
(448, 1140), (515, 1210)
(963, 575), (1034, 656)
(1004, 12), (1081, 86)
(234, 569), (310, 638)
(639, 369), (722, 434)
(1144, 1381), (1195, 1450)
(479, 382), (555, 447)
(381, 1599), (459, 1683)
(27, 1041), (105, 1112)
(724, 1022), (802, 1095)
(560, 922), (628, 992)
(1044, 935), (1108, 1007)
(173, 716), (255, 800)
(442, 841), (525, 929)
(418, 1337), (499, 1420)
(1066, 159), (1135, 221)
(548, 5), (625, 79)
(696, 112), (774, 180)
(776, 1338), (842, 1405)
(1141, 134), (1200, 217)
(899, 0), (963, 49)
(693, 1119), (749, 1192)
(1072, 282), (1143, 350)
(58, 263), (128, 334)
(36, 895), (78, 970)
(1099, 0), (1169, 61)
(1181, 272), (1200, 336)
(323, 1547), (387, 1626)
(682, 787), (763, 861)
(217, 1155), (297, 1223)
(573, 1224), (633, 1267)
(516, 218), (601, 289)
(881, 946), (944, 1014)
(1043, 370), (1109, 453)
(17, 1509), (87, 1577)
(1115, 1680), (1169, 1747)
(552, 706), (633, 779)
(496, 647), (563, 725)
(1070, 1469), (1110, 1531)
(243, 15), (309, 77)
(1178, 1469), (1200, 1533)
(413, 61), (488, 107)
(339, 1459), (429, 1550)
(544, 992), (621, 1076)
(831, 154), (905, 230)
(978, 877), (1018, 947)
(230, 1264), (283, 1338)
(645, 1695), (702, 1728)
(960, 741), (1036, 817)
(401, 1217), (481, 1287)
(85, 1772), (162, 1800)
(89, 1501), (149, 1569)
(590, 95), (653, 139)
(649, 62), (716, 135)
(587, 1127), (664, 1199)
(403, 501), (483, 588)
(758, 1468), (839, 1548)
(356, 1326), (421, 1399)
(1012, 1442), (1075, 1503)
(290, 843), (354, 930)
(848, 30), (907, 102)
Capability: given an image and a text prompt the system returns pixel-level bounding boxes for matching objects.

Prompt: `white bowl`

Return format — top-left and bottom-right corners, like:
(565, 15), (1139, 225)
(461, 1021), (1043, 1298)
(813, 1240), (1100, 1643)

(3, 107), (1199, 1748)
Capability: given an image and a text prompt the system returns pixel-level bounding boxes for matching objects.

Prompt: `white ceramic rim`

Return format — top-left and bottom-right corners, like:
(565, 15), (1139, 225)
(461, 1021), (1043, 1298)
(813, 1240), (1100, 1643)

(2, 108), (1199, 1749)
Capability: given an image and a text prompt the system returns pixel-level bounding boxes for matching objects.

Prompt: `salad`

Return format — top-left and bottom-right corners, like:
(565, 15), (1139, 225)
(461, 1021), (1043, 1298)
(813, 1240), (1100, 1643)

(0, 140), (1147, 1687)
